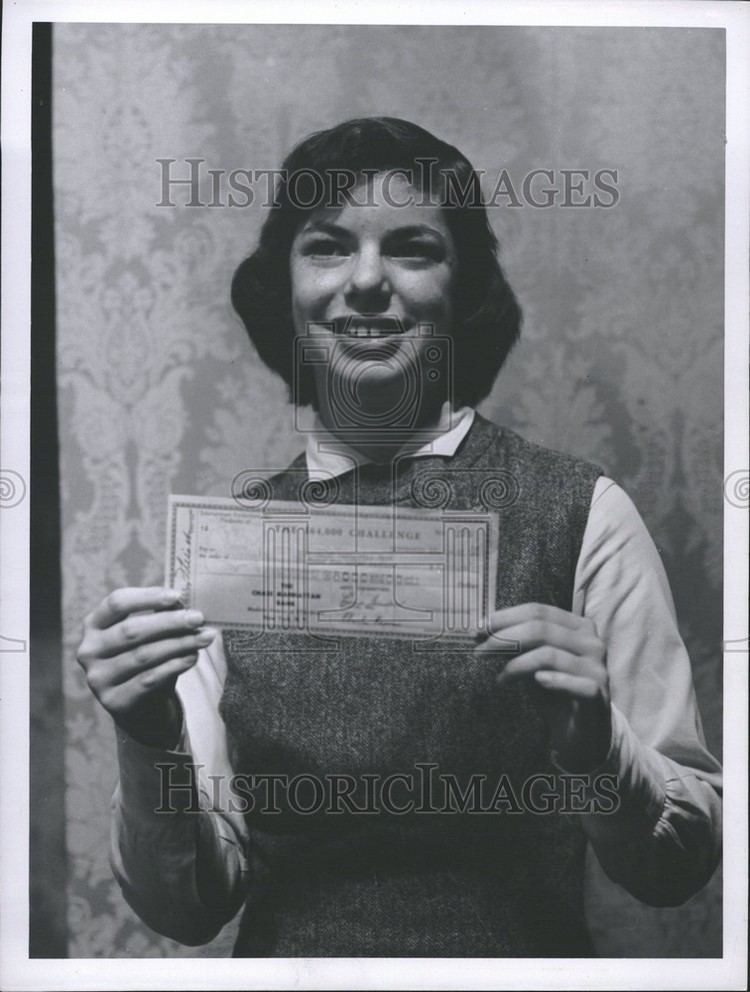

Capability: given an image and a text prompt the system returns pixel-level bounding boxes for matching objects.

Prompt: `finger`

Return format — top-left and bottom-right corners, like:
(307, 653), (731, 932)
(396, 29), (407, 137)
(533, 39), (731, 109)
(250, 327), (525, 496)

(495, 646), (603, 686)
(101, 654), (199, 715)
(89, 587), (183, 630)
(475, 619), (601, 658)
(474, 630), (522, 655)
(481, 603), (587, 638)
(533, 670), (602, 699)
(106, 628), (217, 686)
(95, 607), (206, 658)
(139, 653), (199, 691)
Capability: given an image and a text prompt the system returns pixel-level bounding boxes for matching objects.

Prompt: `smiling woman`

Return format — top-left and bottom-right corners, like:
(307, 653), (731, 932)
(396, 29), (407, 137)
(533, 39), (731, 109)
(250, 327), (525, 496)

(75, 116), (723, 958)
(231, 118), (521, 420)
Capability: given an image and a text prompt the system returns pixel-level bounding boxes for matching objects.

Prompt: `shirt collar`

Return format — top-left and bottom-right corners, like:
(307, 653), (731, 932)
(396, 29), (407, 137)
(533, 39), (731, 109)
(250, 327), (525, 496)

(305, 405), (476, 481)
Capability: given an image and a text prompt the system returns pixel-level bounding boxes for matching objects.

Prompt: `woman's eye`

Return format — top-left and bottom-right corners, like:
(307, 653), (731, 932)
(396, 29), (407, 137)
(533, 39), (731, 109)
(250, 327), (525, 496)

(389, 242), (440, 260)
(306, 240), (347, 257)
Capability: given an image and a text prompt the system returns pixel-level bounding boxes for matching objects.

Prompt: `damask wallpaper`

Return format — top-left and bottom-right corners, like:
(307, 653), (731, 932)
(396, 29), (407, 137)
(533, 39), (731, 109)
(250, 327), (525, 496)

(51, 24), (724, 957)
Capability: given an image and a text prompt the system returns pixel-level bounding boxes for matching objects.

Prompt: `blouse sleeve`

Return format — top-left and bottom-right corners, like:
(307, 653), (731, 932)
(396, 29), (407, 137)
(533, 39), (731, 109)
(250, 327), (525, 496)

(569, 477), (722, 906)
(109, 636), (251, 945)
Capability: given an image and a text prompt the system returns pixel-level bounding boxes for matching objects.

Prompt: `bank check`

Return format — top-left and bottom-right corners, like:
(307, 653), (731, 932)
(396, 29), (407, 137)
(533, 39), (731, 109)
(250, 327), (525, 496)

(166, 495), (498, 642)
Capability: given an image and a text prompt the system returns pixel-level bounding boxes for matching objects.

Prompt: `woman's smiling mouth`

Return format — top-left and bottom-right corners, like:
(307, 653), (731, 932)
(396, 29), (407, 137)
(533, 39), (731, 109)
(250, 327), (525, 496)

(331, 315), (409, 338)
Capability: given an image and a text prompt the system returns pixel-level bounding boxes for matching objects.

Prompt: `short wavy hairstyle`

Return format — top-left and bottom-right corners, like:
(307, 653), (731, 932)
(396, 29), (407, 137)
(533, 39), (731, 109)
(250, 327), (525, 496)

(231, 116), (522, 409)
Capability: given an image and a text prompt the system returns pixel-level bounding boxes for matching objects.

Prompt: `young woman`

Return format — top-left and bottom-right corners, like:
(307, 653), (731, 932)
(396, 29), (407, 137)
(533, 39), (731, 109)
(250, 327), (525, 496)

(76, 117), (722, 956)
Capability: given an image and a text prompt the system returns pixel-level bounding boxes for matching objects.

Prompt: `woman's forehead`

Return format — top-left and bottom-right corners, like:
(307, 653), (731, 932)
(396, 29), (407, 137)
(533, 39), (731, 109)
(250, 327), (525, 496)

(296, 172), (450, 237)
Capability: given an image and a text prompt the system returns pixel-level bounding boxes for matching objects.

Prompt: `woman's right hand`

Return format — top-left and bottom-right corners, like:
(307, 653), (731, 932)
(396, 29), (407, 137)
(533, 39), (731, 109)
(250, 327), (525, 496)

(76, 587), (216, 749)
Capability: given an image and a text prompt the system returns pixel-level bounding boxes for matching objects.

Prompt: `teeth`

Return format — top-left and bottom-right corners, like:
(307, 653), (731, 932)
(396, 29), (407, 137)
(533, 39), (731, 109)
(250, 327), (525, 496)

(341, 324), (402, 337)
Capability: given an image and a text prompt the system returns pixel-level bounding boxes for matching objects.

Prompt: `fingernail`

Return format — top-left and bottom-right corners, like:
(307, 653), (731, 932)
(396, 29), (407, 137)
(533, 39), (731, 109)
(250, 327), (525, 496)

(162, 589), (181, 606)
(195, 628), (216, 645)
(185, 609), (204, 626)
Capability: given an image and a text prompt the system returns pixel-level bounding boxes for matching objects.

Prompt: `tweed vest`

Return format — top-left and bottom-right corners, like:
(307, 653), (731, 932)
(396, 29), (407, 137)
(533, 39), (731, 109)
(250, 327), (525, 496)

(220, 413), (603, 956)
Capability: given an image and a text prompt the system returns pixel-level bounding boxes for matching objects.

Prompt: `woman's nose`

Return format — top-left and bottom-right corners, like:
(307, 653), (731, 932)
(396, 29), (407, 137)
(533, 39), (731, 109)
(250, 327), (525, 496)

(347, 246), (391, 299)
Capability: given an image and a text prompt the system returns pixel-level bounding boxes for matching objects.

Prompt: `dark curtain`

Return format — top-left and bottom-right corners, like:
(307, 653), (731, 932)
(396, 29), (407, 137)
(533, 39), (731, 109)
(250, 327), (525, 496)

(30, 21), (67, 958)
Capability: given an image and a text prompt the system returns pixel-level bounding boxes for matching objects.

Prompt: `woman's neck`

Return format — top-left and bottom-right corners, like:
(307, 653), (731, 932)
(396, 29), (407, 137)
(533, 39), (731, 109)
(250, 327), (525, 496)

(313, 399), (457, 465)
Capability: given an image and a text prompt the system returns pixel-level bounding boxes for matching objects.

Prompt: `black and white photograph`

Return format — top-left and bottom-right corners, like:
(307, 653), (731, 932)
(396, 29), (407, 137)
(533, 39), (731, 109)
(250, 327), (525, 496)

(1, 1), (747, 988)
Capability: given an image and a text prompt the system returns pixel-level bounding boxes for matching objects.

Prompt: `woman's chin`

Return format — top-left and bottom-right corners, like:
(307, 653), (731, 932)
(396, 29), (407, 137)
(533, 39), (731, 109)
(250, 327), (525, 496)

(335, 361), (414, 409)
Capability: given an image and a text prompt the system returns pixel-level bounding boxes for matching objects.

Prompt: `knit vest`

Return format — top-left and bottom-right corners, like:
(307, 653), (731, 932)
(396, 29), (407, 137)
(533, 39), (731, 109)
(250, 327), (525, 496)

(220, 413), (603, 956)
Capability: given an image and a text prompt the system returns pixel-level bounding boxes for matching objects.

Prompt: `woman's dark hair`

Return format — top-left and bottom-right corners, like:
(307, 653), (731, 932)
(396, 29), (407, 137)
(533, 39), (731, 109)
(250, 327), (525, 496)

(231, 116), (521, 408)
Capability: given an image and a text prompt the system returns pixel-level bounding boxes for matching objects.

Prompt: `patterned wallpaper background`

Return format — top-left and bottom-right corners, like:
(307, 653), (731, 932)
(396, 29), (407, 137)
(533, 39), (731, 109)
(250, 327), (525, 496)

(52, 24), (724, 957)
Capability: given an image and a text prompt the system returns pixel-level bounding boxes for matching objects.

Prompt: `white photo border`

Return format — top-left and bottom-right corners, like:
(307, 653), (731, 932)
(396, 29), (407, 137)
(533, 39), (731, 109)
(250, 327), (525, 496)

(1, 1), (747, 989)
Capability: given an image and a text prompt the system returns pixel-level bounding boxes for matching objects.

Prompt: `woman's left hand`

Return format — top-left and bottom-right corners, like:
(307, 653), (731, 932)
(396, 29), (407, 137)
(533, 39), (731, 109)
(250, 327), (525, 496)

(475, 603), (612, 772)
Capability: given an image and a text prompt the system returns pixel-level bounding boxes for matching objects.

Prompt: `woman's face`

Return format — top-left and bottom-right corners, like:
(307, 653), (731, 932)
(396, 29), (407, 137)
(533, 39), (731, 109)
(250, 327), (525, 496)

(289, 171), (458, 436)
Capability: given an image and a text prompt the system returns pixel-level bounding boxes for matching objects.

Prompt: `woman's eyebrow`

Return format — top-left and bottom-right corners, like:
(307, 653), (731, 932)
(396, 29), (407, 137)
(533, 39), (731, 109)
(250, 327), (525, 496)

(298, 221), (446, 239)
(299, 220), (348, 237)
(384, 224), (446, 240)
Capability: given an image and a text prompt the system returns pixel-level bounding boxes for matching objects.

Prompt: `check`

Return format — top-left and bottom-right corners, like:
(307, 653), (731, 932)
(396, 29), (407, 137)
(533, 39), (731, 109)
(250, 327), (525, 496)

(166, 495), (498, 642)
